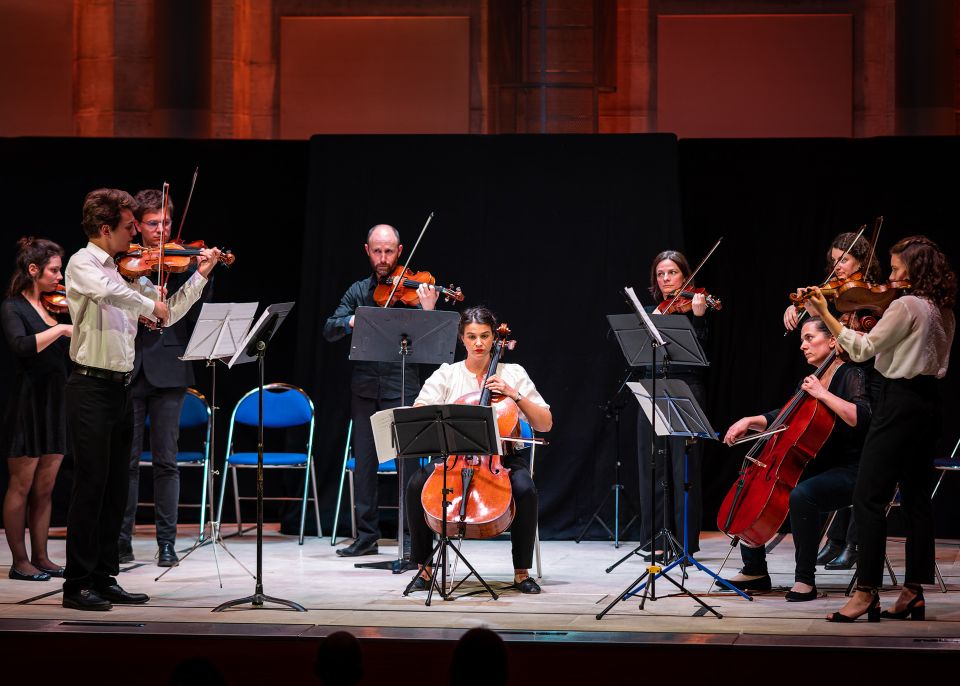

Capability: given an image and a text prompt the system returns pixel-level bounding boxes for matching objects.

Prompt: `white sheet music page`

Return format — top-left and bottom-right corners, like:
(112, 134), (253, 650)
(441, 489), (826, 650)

(181, 302), (259, 361)
(371, 408), (400, 464)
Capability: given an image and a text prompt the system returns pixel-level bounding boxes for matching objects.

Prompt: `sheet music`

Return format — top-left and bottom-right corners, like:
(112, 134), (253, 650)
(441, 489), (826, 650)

(371, 407), (404, 464)
(181, 302), (259, 361)
(624, 286), (666, 346)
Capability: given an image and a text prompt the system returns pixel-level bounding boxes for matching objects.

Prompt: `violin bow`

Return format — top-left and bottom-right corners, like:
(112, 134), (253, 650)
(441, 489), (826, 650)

(861, 216), (884, 282)
(789, 223), (867, 334)
(155, 181), (170, 332)
(382, 211), (435, 308)
(173, 166), (199, 244)
(659, 237), (723, 314)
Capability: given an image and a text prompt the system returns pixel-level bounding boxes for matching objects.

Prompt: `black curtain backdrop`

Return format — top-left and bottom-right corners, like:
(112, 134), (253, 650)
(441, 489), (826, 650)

(0, 134), (957, 540)
(296, 135), (684, 540)
(678, 137), (960, 540)
(0, 137), (309, 529)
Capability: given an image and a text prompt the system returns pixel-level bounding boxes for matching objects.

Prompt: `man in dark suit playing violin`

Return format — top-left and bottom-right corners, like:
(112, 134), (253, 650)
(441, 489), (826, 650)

(324, 224), (438, 557)
(117, 189), (212, 567)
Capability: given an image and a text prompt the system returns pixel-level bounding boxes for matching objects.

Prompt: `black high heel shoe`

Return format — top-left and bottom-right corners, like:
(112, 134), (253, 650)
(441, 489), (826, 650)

(827, 586), (880, 623)
(880, 584), (925, 620)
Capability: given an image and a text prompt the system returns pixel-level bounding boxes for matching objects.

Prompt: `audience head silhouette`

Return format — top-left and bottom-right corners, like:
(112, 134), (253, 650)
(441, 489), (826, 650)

(314, 630), (363, 686)
(450, 627), (508, 686)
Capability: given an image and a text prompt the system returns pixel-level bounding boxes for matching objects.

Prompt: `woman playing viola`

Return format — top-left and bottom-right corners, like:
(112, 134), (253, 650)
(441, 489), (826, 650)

(1, 238), (73, 581)
(638, 250), (711, 559)
(806, 236), (956, 622)
(783, 231), (883, 332)
(721, 317), (871, 600)
(404, 306), (552, 594)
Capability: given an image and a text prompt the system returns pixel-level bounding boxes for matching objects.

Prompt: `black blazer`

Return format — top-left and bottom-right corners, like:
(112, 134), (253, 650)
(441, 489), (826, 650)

(131, 269), (212, 389)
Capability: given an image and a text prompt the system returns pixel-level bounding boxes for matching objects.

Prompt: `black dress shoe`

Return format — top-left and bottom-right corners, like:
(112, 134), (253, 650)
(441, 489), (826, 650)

(34, 564), (65, 578)
(157, 542), (179, 567)
(8, 566), (51, 582)
(824, 544), (858, 570)
(95, 583), (149, 605)
(815, 540), (843, 566)
(785, 587), (818, 602)
(408, 575), (430, 592)
(512, 577), (541, 594)
(336, 539), (379, 557)
(63, 589), (112, 611)
(721, 574), (772, 592)
(118, 540), (134, 564)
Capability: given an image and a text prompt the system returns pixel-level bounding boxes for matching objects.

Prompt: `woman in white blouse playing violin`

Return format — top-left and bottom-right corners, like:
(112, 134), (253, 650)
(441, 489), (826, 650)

(806, 235), (956, 623)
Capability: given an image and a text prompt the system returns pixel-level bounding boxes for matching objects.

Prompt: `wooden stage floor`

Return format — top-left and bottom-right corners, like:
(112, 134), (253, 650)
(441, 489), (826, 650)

(2, 527), (960, 684)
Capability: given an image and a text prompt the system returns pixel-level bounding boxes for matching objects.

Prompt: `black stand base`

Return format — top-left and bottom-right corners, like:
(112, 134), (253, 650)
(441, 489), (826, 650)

(598, 529), (717, 619)
(213, 586), (306, 612)
(574, 484), (638, 547)
(403, 536), (498, 606)
(355, 558), (416, 573)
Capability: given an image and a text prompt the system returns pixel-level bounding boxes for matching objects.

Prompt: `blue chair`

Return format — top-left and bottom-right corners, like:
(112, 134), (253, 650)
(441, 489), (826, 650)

(330, 420), (400, 545)
(136, 388), (213, 535)
(216, 383), (321, 544)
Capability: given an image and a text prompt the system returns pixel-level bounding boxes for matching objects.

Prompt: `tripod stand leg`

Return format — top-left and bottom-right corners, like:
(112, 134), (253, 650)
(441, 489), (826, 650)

(596, 569), (651, 619)
(575, 487), (616, 543)
(656, 567), (723, 618)
(605, 533), (657, 574)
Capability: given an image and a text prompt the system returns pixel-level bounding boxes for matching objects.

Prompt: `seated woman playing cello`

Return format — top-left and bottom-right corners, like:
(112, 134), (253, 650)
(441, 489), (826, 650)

(721, 316), (871, 601)
(404, 306), (552, 594)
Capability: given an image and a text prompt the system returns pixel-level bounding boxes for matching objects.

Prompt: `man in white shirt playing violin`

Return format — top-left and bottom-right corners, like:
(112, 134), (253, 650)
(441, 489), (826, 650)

(62, 188), (219, 611)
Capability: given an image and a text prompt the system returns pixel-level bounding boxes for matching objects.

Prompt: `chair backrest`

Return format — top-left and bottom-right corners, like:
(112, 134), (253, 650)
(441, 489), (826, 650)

(233, 383), (314, 428)
(145, 387), (210, 429)
(180, 388), (211, 428)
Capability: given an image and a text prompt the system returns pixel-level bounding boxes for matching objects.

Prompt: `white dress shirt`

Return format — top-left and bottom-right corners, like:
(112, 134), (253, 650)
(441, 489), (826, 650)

(836, 295), (955, 379)
(414, 361), (550, 417)
(65, 242), (208, 372)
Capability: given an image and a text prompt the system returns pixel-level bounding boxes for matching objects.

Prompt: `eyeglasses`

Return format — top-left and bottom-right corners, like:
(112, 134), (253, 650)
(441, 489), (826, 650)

(141, 219), (172, 229)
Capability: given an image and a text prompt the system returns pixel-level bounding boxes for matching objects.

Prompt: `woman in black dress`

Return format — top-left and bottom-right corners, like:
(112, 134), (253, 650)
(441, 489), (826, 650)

(1, 237), (73, 581)
(638, 250), (711, 559)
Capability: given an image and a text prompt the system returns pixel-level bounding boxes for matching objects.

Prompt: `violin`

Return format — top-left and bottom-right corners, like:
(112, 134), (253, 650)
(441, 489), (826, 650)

(656, 287), (722, 314)
(118, 243), (236, 280)
(41, 285), (68, 315)
(373, 266), (464, 307)
(790, 275), (911, 315)
(717, 352), (839, 547)
(421, 324), (518, 539)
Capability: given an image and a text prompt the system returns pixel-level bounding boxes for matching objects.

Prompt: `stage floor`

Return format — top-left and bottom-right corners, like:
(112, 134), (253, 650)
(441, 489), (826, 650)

(1, 527), (959, 648)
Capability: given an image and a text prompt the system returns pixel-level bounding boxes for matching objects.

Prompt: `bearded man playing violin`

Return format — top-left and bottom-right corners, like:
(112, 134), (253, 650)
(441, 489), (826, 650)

(405, 306), (552, 594)
(116, 189), (214, 568)
(324, 224), (440, 557)
(62, 188), (218, 611)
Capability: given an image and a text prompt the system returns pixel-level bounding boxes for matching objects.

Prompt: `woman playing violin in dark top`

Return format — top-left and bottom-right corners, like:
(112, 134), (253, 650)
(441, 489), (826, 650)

(721, 317), (871, 600)
(806, 236), (956, 622)
(638, 250), (711, 559)
(1, 238), (73, 581)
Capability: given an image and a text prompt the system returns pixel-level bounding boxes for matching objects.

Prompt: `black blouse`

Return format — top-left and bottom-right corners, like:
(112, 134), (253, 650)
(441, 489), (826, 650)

(1, 295), (70, 378)
(761, 362), (871, 471)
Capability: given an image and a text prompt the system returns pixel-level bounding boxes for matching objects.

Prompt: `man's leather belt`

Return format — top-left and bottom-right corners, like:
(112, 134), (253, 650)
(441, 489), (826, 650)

(74, 364), (132, 385)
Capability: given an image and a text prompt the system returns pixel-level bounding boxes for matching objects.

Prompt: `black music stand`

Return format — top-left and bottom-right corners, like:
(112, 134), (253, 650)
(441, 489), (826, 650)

(348, 306), (459, 572)
(575, 365), (638, 547)
(213, 302), (302, 613)
(596, 290), (745, 620)
(156, 301), (259, 585)
(391, 404), (502, 605)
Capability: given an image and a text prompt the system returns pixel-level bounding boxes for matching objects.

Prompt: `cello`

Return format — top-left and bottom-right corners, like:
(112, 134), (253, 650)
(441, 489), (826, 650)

(420, 324), (519, 539)
(716, 351), (838, 548)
